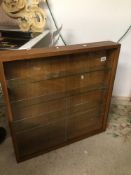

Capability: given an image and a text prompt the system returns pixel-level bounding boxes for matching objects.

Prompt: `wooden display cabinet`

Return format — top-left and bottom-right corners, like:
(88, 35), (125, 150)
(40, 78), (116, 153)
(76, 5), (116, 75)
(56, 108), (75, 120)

(0, 41), (120, 162)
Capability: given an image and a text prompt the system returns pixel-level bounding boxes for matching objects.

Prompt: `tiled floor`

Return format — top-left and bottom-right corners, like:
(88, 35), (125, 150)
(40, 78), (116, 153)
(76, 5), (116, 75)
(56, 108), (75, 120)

(107, 100), (131, 140)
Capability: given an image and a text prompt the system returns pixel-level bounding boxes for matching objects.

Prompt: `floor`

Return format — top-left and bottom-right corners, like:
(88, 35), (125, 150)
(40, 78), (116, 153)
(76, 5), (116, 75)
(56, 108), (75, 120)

(0, 100), (131, 175)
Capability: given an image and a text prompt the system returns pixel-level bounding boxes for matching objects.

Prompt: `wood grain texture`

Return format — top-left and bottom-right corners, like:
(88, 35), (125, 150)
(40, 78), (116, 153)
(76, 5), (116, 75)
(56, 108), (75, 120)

(0, 41), (120, 62)
(0, 41), (121, 162)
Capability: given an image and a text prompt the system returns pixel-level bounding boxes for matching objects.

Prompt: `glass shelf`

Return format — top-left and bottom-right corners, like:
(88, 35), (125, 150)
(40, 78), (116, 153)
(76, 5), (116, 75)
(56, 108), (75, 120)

(13, 105), (104, 134)
(7, 67), (111, 88)
(10, 84), (108, 107)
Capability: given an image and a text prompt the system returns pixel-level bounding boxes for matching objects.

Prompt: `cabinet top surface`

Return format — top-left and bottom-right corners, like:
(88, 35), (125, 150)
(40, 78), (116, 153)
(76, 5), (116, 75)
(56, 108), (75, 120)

(0, 41), (120, 62)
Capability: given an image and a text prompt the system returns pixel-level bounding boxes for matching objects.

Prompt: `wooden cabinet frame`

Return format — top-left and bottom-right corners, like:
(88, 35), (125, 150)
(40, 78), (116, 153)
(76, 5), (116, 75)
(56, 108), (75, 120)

(0, 41), (121, 162)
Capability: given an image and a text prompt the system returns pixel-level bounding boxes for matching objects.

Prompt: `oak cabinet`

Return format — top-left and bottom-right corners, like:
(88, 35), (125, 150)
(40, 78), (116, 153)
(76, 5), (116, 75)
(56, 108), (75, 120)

(0, 41), (120, 162)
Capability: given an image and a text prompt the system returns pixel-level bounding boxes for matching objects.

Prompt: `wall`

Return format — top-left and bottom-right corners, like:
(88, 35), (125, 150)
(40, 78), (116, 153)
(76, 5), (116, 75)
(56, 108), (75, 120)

(0, 0), (131, 97)
(47, 0), (131, 98)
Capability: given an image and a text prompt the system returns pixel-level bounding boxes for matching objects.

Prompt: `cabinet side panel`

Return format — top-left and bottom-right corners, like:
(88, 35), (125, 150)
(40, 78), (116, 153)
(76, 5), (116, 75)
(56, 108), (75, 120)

(0, 62), (20, 162)
(102, 46), (121, 130)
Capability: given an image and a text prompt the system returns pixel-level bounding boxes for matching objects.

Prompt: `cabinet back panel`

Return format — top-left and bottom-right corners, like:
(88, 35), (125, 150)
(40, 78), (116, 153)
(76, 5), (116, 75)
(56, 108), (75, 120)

(12, 89), (106, 121)
(9, 70), (109, 102)
(67, 111), (103, 139)
(15, 119), (66, 158)
(5, 51), (110, 80)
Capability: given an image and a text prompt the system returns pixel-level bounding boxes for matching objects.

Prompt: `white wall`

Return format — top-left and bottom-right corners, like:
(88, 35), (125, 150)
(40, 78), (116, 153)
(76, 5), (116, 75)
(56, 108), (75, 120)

(46, 0), (131, 97)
